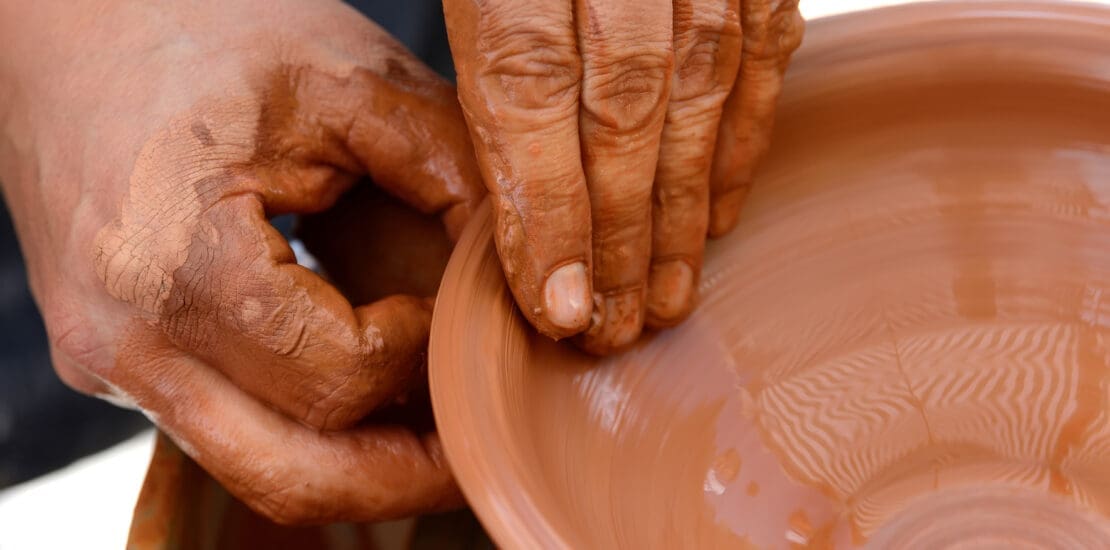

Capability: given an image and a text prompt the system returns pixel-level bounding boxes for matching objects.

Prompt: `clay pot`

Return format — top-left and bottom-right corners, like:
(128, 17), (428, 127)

(429, 2), (1110, 547)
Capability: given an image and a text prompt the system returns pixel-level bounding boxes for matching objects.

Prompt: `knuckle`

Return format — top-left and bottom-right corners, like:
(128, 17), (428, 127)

(743, 0), (804, 58)
(581, 47), (674, 133)
(94, 221), (177, 315)
(247, 295), (315, 360)
(303, 321), (428, 431)
(301, 365), (366, 430)
(95, 146), (238, 318)
(672, 24), (742, 102)
(470, 13), (582, 122)
(655, 176), (707, 213)
(665, 94), (727, 136)
(777, 10), (806, 55)
(676, 37), (724, 79)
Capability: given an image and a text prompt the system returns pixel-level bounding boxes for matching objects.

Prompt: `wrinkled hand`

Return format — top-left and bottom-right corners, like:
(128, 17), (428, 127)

(444, 0), (804, 353)
(0, 0), (482, 524)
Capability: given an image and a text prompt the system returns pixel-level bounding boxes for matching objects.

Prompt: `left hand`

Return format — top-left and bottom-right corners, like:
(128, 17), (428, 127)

(444, 0), (804, 354)
(0, 0), (482, 524)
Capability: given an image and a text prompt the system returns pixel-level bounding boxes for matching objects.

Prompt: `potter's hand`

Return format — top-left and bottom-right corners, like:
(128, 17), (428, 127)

(445, 0), (803, 353)
(0, 0), (482, 524)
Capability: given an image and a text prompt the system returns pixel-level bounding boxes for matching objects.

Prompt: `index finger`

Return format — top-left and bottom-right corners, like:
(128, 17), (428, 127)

(444, 0), (594, 339)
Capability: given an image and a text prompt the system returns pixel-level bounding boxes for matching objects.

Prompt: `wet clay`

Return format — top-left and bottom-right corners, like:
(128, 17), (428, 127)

(430, 2), (1110, 548)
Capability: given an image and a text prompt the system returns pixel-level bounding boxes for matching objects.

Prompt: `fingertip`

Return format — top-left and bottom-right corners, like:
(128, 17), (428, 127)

(645, 259), (696, 327)
(357, 294), (434, 340)
(421, 432), (451, 470)
(313, 295), (433, 428)
(420, 432), (467, 510)
(577, 288), (645, 355)
(708, 186), (749, 238)
(442, 197), (483, 243)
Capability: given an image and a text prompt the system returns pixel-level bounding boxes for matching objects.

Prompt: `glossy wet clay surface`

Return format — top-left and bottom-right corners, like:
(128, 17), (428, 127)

(431, 2), (1110, 548)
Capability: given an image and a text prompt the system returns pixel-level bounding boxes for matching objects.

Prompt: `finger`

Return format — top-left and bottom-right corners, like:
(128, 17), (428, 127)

(708, 0), (804, 236)
(159, 194), (431, 431)
(252, 32), (485, 240)
(154, 42), (490, 429)
(574, 0), (674, 354)
(444, 0), (594, 339)
(111, 330), (461, 524)
(646, 0), (742, 327)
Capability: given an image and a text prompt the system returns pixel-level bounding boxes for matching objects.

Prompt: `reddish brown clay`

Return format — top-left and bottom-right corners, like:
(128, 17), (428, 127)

(430, 2), (1110, 547)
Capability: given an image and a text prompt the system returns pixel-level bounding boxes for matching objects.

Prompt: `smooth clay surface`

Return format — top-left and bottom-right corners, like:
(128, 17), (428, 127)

(430, 2), (1110, 548)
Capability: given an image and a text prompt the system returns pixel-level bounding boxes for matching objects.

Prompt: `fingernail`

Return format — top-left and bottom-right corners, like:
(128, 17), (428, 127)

(582, 289), (644, 353)
(601, 291), (643, 349)
(647, 260), (694, 323)
(544, 262), (591, 330)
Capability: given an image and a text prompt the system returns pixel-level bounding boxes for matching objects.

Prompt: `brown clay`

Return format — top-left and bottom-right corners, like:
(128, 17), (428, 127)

(431, 2), (1110, 547)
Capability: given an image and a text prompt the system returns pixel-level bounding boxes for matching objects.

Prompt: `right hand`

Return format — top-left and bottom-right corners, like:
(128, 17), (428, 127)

(0, 0), (482, 524)
(444, 0), (803, 354)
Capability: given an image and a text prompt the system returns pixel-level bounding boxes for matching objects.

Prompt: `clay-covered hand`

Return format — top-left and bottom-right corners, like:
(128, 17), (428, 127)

(0, 0), (482, 524)
(444, 0), (804, 353)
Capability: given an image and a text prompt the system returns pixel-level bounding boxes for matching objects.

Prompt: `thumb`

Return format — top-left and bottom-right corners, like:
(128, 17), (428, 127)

(261, 36), (486, 241)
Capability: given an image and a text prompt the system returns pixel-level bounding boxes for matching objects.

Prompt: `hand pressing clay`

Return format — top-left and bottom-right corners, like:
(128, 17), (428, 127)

(444, 0), (804, 353)
(0, 0), (803, 527)
(0, 0), (482, 524)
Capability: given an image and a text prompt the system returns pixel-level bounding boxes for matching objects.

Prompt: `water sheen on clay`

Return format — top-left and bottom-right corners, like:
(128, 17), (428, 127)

(431, 2), (1110, 548)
